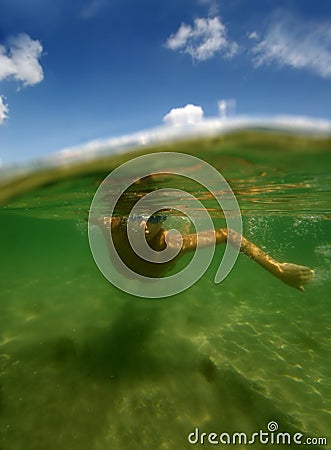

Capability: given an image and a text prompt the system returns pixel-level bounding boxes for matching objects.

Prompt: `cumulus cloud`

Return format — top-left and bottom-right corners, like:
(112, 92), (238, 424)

(251, 16), (331, 78)
(165, 16), (238, 61)
(0, 33), (44, 87)
(163, 104), (204, 127)
(0, 96), (9, 125)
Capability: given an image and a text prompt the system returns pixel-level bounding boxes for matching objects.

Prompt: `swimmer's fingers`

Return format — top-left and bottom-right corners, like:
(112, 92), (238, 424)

(278, 263), (315, 292)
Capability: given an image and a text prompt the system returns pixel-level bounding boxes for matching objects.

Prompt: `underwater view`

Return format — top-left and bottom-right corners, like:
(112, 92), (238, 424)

(0, 131), (330, 449)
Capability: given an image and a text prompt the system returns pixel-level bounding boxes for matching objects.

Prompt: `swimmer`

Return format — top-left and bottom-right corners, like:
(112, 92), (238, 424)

(96, 212), (314, 291)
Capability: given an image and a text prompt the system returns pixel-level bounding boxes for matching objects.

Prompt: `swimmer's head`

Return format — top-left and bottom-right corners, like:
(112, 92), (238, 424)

(145, 214), (167, 240)
(118, 213), (167, 240)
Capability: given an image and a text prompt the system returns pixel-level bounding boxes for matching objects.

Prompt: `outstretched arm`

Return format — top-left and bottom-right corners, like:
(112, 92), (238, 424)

(164, 228), (314, 291)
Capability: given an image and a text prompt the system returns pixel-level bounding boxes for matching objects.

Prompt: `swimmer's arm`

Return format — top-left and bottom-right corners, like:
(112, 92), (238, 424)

(228, 230), (314, 291)
(101, 216), (121, 230)
(163, 228), (314, 291)
(160, 229), (227, 254)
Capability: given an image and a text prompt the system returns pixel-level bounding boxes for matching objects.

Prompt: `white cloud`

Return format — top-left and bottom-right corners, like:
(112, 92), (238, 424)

(218, 98), (236, 118)
(247, 31), (259, 40)
(0, 96), (9, 125)
(0, 33), (44, 87)
(165, 16), (238, 61)
(251, 16), (331, 78)
(163, 104), (204, 127)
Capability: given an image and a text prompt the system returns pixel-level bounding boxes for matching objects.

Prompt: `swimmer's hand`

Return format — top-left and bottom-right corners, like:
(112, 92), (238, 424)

(277, 263), (315, 292)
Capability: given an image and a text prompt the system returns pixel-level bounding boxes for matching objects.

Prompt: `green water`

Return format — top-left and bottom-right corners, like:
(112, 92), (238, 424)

(0, 132), (330, 449)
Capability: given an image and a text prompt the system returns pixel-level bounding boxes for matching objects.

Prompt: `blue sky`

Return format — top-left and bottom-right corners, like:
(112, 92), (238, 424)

(0, 0), (331, 165)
